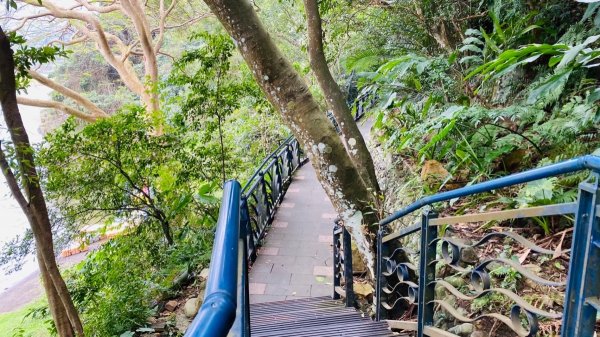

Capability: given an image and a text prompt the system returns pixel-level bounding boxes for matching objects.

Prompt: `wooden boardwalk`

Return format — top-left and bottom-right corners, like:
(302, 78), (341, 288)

(248, 162), (337, 303)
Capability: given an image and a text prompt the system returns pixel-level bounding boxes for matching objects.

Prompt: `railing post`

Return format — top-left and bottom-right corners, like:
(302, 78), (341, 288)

(375, 227), (385, 321)
(233, 200), (251, 337)
(259, 172), (272, 221)
(333, 223), (342, 300)
(417, 210), (437, 337)
(273, 155), (283, 204)
(286, 143), (294, 175)
(342, 227), (355, 307)
(240, 196), (256, 262)
(561, 174), (600, 337)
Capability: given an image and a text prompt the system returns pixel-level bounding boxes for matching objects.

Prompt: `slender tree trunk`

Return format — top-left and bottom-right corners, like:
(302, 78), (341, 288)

(303, 0), (380, 195)
(37, 250), (75, 337)
(202, 0), (379, 276)
(160, 219), (174, 246)
(0, 27), (84, 337)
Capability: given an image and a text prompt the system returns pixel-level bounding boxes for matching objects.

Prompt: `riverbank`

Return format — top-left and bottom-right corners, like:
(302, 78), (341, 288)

(0, 240), (104, 313)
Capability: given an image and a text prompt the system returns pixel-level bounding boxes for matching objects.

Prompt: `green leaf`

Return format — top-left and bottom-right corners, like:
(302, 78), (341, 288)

(459, 55), (483, 64)
(465, 28), (482, 36)
(462, 37), (484, 46)
(460, 44), (483, 54)
(582, 2), (600, 22)
(527, 69), (572, 104)
(587, 88), (600, 104)
(418, 119), (457, 158)
(557, 35), (600, 69)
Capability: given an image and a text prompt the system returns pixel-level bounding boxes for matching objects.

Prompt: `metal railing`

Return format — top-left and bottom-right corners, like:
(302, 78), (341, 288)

(376, 155), (600, 337)
(185, 136), (306, 337)
(333, 219), (355, 307)
(241, 136), (305, 261)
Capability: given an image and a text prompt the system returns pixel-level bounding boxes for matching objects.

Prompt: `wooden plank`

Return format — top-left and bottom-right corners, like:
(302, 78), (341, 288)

(429, 202), (576, 226)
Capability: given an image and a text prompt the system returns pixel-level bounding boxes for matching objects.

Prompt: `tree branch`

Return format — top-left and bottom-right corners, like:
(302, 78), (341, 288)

(28, 69), (109, 118)
(16, 96), (99, 122)
(0, 142), (29, 210)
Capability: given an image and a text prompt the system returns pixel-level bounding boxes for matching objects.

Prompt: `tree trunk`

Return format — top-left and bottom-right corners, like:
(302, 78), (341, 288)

(303, 0), (380, 195)
(37, 250), (75, 337)
(0, 27), (84, 337)
(202, 0), (379, 276)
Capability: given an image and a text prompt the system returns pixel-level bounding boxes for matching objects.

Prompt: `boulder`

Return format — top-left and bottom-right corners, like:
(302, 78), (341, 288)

(460, 247), (479, 265)
(199, 268), (210, 280)
(448, 323), (474, 336)
(184, 297), (201, 318)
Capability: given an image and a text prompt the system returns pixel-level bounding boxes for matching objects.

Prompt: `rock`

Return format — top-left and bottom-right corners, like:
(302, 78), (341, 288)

(448, 323), (474, 336)
(435, 283), (446, 299)
(353, 282), (374, 299)
(147, 316), (158, 324)
(444, 294), (457, 308)
(421, 160), (449, 190)
(470, 331), (489, 337)
(165, 300), (178, 312)
(460, 247), (479, 265)
(151, 321), (167, 333)
(445, 276), (465, 288)
(199, 268), (210, 280)
(184, 297), (201, 318)
(175, 311), (191, 332)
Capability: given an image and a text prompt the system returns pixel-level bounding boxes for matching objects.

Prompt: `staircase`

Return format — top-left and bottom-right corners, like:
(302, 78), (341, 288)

(250, 297), (398, 337)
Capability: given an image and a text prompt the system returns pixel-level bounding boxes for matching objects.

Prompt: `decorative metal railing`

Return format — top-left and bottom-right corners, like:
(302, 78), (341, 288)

(241, 136), (305, 261)
(185, 136), (305, 337)
(333, 219), (355, 307)
(376, 155), (600, 337)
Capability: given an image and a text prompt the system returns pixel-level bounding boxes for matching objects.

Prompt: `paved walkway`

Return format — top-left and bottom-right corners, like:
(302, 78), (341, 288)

(249, 163), (337, 303)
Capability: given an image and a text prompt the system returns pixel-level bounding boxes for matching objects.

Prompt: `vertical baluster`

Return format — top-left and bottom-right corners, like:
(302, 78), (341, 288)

(235, 205), (251, 337)
(274, 155), (282, 203)
(562, 175), (600, 337)
(240, 196), (256, 262)
(286, 143), (294, 176)
(259, 173), (271, 223)
(343, 227), (355, 307)
(417, 210), (438, 337)
(333, 224), (342, 300)
(375, 227), (385, 321)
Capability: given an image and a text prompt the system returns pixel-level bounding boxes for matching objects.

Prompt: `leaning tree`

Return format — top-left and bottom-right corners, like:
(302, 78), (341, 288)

(0, 26), (84, 337)
(202, 0), (382, 276)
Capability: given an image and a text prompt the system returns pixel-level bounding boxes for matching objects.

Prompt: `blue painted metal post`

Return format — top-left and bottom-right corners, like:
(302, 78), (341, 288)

(375, 228), (385, 321)
(561, 174), (600, 336)
(417, 210), (437, 337)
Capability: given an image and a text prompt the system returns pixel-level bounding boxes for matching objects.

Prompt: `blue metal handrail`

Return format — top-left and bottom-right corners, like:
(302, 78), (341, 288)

(380, 155), (600, 226)
(377, 154), (600, 337)
(185, 181), (242, 337)
(185, 136), (306, 337)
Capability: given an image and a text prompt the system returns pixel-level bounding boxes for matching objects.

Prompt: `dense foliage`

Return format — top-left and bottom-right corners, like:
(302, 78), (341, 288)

(346, 0), (599, 208)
